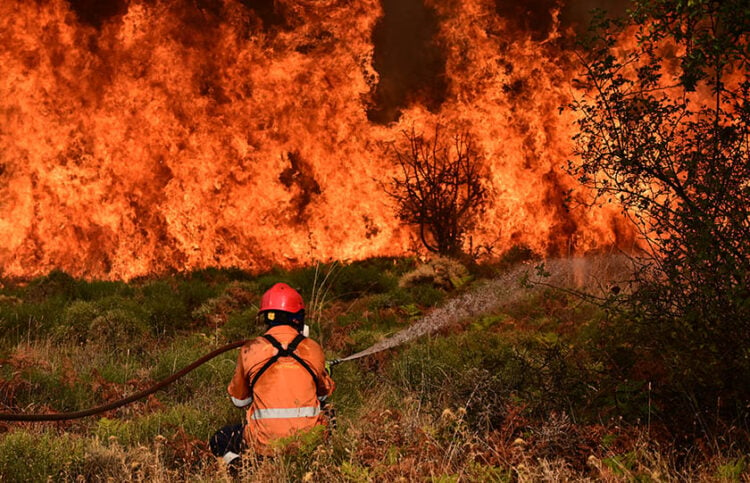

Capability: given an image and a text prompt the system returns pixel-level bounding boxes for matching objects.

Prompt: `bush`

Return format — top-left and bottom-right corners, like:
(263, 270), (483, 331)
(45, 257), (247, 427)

(0, 430), (85, 482)
(140, 281), (191, 335)
(192, 281), (259, 337)
(24, 270), (79, 301)
(390, 330), (594, 430)
(325, 259), (401, 301)
(55, 300), (100, 344)
(88, 308), (150, 354)
(391, 332), (521, 430)
(72, 279), (134, 302)
(151, 335), (236, 402)
(220, 308), (260, 343)
(256, 258), (403, 306)
(568, 0), (750, 429)
(52, 296), (151, 352)
(399, 257), (471, 290)
(173, 277), (222, 311)
(95, 405), (214, 446)
(19, 365), (96, 412)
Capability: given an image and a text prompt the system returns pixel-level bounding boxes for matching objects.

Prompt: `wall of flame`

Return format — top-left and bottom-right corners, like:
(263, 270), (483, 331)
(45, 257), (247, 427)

(0, 0), (633, 280)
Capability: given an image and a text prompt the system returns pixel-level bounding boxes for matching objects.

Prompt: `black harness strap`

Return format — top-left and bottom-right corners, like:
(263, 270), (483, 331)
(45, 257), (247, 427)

(248, 334), (319, 396)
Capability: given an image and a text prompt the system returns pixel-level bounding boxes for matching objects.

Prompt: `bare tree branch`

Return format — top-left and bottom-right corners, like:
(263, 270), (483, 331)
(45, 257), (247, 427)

(383, 125), (489, 257)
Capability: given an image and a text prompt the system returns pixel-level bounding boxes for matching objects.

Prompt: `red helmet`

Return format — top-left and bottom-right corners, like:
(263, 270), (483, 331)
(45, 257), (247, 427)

(259, 283), (305, 314)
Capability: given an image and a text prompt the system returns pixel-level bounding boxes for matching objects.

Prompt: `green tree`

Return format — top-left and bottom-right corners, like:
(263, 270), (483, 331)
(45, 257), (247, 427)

(568, 0), (750, 425)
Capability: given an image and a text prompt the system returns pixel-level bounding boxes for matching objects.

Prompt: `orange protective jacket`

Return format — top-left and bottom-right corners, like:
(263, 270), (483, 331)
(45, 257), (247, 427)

(227, 325), (335, 453)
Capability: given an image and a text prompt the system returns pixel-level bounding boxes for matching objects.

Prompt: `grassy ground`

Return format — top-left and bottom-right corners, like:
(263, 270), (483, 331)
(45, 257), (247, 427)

(0, 256), (748, 481)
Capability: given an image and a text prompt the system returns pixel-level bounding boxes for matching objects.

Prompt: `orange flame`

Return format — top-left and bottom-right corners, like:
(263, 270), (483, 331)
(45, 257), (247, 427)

(0, 0), (633, 280)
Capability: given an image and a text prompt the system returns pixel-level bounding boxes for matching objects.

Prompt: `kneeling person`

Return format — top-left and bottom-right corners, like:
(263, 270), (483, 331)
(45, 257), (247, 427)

(210, 283), (335, 466)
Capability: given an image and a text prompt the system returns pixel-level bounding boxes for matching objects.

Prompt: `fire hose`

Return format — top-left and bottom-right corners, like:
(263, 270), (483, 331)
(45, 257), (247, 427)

(0, 340), (380, 422)
(0, 340), (247, 422)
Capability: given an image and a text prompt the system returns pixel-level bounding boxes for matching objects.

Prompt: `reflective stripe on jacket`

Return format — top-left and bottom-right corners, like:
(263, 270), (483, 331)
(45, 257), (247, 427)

(227, 325), (335, 451)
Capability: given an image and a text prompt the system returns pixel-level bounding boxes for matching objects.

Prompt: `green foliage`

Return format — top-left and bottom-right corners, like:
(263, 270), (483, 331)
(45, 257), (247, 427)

(339, 461), (372, 481)
(257, 258), (405, 305)
(0, 273), (206, 346)
(220, 307), (259, 342)
(327, 361), (369, 416)
(390, 330), (593, 430)
(304, 259), (402, 302)
(271, 423), (326, 457)
(18, 366), (95, 412)
(601, 451), (638, 476)
(70, 279), (134, 302)
(2, 259), (750, 480)
(0, 296), (67, 346)
(51, 296), (151, 353)
(182, 266), (254, 285)
(465, 462), (512, 482)
(0, 430), (85, 482)
(716, 457), (747, 481)
(95, 405), (215, 446)
(469, 314), (509, 331)
(140, 281), (191, 334)
(24, 270), (80, 301)
(56, 300), (99, 343)
(173, 276), (223, 310)
(408, 284), (446, 308)
(151, 334), (235, 401)
(90, 308), (151, 353)
(98, 358), (138, 384)
(569, 0), (750, 429)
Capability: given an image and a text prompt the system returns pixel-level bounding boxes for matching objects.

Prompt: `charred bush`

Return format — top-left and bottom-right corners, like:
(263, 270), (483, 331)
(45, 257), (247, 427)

(384, 125), (489, 257)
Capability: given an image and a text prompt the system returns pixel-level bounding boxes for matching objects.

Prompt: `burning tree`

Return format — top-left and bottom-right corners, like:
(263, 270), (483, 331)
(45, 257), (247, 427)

(569, 0), (750, 424)
(385, 126), (488, 257)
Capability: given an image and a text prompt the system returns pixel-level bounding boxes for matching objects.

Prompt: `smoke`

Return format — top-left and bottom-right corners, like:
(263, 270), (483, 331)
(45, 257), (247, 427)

(367, 0), (447, 124)
(237, 0), (286, 28)
(365, 0), (631, 123)
(279, 151), (321, 223)
(493, 0), (562, 40)
(67, 0), (127, 28)
(559, 0), (630, 33)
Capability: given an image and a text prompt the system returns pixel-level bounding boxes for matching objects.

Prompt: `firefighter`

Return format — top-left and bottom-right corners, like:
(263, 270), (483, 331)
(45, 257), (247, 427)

(209, 282), (336, 467)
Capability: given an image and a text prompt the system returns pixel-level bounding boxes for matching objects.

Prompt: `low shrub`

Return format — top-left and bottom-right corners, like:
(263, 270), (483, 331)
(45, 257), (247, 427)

(72, 279), (134, 302)
(0, 297), (67, 345)
(173, 277), (223, 312)
(24, 270), (79, 301)
(19, 365), (96, 412)
(56, 300), (99, 344)
(0, 430), (85, 482)
(95, 405), (214, 447)
(220, 308), (261, 343)
(399, 257), (471, 291)
(151, 335), (236, 402)
(390, 329), (594, 430)
(88, 308), (150, 354)
(140, 281), (191, 334)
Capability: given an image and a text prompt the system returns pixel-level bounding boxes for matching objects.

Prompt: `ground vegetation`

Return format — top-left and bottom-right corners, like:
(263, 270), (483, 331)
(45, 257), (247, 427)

(0, 258), (747, 481)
